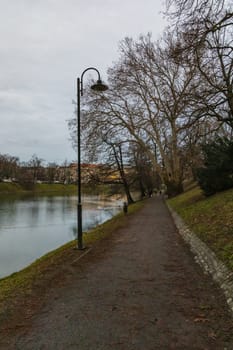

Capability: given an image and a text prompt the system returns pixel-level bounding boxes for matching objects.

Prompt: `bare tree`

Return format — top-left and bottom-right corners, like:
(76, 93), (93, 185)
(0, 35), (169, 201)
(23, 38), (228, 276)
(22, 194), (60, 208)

(46, 162), (58, 183)
(108, 141), (134, 204)
(28, 154), (44, 183)
(81, 34), (204, 195)
(69, 25), (228, 196)
(166, 0), (233, 129)
(0, 154), (19, 180)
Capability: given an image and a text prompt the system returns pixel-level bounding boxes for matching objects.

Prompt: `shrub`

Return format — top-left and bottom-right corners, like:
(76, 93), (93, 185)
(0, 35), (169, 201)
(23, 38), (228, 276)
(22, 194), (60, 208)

(196, 137), (233, 196)
(166, 180), (183, 197)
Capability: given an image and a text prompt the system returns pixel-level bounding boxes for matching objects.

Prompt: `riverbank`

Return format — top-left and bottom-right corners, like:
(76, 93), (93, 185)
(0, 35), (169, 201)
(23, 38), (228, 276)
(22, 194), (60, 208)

(0, 199), (144, 327)
(0, 182), (124, 197)
(0, 182), (77, 195)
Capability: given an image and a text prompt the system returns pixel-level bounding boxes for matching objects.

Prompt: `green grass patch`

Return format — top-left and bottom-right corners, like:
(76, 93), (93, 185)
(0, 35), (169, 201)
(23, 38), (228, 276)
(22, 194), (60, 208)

(167, 186), (233, 270)
(0, 183), (78, 198)
(0, 199), (145, 313)
(0, 182), (124, 197)
(0, 182), (23, 194)
(33, 183), (77, 194)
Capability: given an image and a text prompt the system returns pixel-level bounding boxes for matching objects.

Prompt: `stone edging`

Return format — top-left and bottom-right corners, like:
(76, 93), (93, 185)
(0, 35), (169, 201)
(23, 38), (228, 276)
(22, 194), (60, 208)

(167, 204), (233, 315)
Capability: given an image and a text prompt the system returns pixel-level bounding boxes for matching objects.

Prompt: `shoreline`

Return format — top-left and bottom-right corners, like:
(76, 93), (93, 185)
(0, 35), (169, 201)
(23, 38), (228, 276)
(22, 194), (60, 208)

(0, 200), (145, 329)
(0, 182), (126, 197)
(0, 183), (77, 196)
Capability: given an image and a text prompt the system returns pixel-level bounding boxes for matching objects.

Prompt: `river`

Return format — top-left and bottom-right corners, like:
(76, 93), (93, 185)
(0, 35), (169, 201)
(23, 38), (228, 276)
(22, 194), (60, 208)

(0, 194), (123, 279)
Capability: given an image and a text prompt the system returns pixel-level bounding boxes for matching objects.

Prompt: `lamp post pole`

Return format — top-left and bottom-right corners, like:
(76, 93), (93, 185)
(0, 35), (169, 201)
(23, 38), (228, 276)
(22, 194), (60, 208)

(76, 68), (108, 250)
(77, 76), (83, 249)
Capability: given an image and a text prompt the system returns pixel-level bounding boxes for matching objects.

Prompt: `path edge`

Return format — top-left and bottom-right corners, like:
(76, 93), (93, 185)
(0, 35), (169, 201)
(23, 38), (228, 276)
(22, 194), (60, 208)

(167, 203), (233, 316)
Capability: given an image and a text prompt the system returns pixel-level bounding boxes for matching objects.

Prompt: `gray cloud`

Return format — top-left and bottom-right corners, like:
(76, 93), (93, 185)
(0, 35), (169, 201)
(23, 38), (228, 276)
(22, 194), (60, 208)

(0, 0), (166, 164)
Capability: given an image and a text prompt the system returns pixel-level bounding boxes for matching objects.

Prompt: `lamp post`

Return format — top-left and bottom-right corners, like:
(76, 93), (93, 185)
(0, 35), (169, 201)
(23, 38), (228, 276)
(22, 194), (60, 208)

(76, 67), (108, 249)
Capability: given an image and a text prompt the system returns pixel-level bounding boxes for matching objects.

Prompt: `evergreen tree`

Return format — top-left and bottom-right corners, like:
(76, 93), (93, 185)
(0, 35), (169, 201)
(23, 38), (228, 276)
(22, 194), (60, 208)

(196, 138), (233, 196)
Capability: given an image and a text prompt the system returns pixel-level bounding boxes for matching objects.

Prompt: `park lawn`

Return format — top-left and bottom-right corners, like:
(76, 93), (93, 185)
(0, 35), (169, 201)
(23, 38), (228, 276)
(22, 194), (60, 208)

(167, 187), (233, 270)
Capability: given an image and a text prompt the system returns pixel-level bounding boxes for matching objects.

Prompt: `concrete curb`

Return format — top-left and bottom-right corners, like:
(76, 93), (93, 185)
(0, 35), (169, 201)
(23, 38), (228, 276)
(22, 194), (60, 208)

(167, 204), (233, 316)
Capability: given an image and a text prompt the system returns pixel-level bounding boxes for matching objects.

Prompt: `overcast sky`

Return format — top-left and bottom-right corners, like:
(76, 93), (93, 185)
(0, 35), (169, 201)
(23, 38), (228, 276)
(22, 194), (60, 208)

(0, 0), (167, 164)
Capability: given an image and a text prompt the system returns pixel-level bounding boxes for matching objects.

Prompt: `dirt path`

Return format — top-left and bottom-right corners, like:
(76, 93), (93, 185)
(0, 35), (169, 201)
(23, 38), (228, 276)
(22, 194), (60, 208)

(1, 197), (233, 349)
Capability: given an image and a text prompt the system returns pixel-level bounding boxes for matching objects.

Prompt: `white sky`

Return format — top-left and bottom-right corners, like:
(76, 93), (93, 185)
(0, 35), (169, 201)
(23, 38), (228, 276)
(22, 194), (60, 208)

(0, 0), (167, 164)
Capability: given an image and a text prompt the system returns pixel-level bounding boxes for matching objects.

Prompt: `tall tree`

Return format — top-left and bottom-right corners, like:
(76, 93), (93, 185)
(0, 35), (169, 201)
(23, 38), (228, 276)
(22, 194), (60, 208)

(77, 34), (206, 195)
(0, 154), (19, 180)
(28, 154), (44, 183)
(166, 0), (233, 129)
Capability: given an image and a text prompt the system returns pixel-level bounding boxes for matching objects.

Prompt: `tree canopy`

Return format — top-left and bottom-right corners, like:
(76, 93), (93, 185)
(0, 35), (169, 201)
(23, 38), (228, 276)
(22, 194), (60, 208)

(69, 0), (233, 197)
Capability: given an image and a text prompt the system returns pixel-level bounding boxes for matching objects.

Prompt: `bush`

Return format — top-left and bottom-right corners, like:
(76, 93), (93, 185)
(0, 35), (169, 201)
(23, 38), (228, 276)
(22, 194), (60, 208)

(196, 137), (233, 196)
(166, 180), (183, 197)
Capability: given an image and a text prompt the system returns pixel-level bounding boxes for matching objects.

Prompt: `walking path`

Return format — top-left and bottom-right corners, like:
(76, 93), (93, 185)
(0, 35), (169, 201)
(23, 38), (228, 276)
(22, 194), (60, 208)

(1, 197), (233, 349)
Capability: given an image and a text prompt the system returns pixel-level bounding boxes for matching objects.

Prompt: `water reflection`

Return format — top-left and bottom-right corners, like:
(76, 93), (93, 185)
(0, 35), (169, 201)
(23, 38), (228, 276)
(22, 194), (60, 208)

(0, 195), (122, 278)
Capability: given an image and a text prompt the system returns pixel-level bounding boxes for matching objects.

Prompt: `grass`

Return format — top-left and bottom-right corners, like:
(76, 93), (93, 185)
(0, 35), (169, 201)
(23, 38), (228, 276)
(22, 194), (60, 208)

(167, 186), (233, 270)
(0, 182), (78, 196)
(33, 183), (77, 194)
(0, 182), (125, 197)
(0, 199), (145, 315)
(0, 182), (23, 194)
